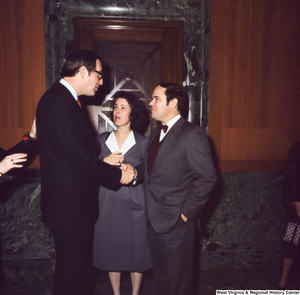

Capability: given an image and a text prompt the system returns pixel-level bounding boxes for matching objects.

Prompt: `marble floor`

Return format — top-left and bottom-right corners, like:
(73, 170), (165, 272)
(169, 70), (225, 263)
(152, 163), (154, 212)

(1, 258), (300, 295)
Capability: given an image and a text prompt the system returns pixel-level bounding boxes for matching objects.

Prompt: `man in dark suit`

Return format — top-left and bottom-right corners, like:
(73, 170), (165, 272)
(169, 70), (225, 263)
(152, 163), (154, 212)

(36, 49), (135, 295)
(137, 83), (217, 295)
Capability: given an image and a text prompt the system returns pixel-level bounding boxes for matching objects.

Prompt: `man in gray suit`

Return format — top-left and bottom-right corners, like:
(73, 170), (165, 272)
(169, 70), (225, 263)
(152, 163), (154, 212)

(137, 83), (217, 295)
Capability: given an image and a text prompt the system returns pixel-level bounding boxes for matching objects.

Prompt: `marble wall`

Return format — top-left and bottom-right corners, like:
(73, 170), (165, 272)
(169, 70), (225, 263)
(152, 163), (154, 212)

(0, 170), (286, 284)
(44, 0), (211, 127)
(200, 171), (286, 271)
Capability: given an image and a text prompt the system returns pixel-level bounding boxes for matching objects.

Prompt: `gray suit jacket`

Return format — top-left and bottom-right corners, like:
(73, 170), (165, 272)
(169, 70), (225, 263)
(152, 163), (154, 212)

(139, 117), (217, 233)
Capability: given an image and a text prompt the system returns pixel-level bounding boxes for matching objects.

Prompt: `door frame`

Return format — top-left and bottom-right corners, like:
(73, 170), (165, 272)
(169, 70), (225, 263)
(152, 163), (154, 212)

(74, 19), (182, 85)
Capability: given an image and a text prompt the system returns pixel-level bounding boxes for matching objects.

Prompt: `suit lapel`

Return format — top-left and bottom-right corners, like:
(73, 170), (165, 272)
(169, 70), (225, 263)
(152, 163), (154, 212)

(145, 127), (159, 165)
(148, 117), (185, 177)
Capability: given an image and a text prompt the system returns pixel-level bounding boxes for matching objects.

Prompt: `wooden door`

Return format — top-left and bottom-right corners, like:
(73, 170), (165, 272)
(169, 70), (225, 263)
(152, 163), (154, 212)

(74, 19), (182, 135)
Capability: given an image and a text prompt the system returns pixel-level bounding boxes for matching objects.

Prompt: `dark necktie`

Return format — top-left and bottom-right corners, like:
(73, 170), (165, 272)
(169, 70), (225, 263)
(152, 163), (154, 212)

(159, 122), (168, 133)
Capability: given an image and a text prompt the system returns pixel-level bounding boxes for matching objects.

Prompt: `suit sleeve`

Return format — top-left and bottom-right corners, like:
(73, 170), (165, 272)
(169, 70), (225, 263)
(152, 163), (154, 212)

(135, 165), (145, 186)
(181, 127), (217, 221)
(135, 133), (152, 185)
(1, 137), (38, 176)
(2, 138), (32, 157)
(41, 95), (121, 188)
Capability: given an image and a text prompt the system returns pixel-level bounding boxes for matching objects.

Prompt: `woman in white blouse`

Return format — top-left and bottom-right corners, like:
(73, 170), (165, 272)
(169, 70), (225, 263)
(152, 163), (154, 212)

(93, 91), (151, 295)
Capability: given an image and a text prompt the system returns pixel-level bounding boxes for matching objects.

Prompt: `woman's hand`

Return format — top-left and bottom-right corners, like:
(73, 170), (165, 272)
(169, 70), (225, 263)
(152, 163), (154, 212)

(0, 153), (27, 175)
(103, 152), (125, 166)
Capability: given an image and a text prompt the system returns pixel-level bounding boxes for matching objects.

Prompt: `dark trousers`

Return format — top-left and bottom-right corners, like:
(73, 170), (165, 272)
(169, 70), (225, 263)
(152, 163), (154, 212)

(148, 219), (195, 295)
(51, 223), (94, 295)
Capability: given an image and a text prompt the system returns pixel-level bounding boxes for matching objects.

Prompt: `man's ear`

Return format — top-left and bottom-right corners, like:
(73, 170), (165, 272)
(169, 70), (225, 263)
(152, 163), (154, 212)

(170, 98), (178, 109)
(78, 66), (87, 78)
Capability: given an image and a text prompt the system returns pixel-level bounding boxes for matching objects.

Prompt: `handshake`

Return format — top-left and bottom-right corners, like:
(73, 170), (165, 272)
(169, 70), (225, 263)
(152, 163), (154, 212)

(120, 164), (137, 185)
(102, 152), (137, 185)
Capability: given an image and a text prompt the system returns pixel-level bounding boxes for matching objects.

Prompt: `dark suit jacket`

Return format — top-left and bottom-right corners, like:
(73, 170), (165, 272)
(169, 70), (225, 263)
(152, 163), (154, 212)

(36, 82), (121, 228)
(138, 117), (217, 234)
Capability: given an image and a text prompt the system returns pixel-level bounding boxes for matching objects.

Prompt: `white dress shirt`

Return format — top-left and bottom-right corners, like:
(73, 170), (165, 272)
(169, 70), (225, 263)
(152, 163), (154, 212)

(159, 114), (181, 142)
(59, 79), (78, 101)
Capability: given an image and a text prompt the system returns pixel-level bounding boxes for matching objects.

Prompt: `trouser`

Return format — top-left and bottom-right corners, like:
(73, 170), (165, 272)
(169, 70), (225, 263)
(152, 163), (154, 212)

(51, 223), (94, 295)
(148, 219), (196, 295)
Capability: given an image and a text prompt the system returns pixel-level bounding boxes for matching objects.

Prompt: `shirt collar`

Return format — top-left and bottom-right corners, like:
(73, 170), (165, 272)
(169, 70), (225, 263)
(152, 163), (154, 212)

(105, 130), (136, 155)
(59, 79), (78, 101)
(164, 114), (181, 130)
(159, 114), (181, 142)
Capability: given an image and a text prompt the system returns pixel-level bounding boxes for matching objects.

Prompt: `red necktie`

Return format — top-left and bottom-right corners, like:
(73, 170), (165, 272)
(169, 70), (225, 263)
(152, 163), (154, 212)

(77, 99), (82, 109)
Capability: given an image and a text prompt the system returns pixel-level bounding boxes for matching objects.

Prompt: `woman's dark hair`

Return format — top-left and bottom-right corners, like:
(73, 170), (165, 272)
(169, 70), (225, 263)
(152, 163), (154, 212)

(111, 91), (149, 134)
(61, 49), (102, 78)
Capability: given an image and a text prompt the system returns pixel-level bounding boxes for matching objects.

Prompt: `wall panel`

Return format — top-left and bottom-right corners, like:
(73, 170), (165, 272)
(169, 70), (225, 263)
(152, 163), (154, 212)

(0, 0), (45, 168)
(209, 0), (300, 171)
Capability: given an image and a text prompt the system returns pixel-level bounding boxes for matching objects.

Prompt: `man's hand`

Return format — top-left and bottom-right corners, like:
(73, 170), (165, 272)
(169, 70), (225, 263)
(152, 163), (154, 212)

(29, 118), (37, 139)
(120, 164), (136, 184)
(294, 202), (300, 218)
(181, 214), (188, 222)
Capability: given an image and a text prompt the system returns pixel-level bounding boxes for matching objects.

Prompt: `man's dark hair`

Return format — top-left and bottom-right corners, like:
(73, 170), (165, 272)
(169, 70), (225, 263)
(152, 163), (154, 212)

(158, 82), (185, 114)
(111, 91), (149, 134)
(61, 49), (102, 78)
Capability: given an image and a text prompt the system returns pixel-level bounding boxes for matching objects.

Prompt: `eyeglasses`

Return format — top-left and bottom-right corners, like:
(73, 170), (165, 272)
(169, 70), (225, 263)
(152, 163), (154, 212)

(94, 70), (103, 80)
